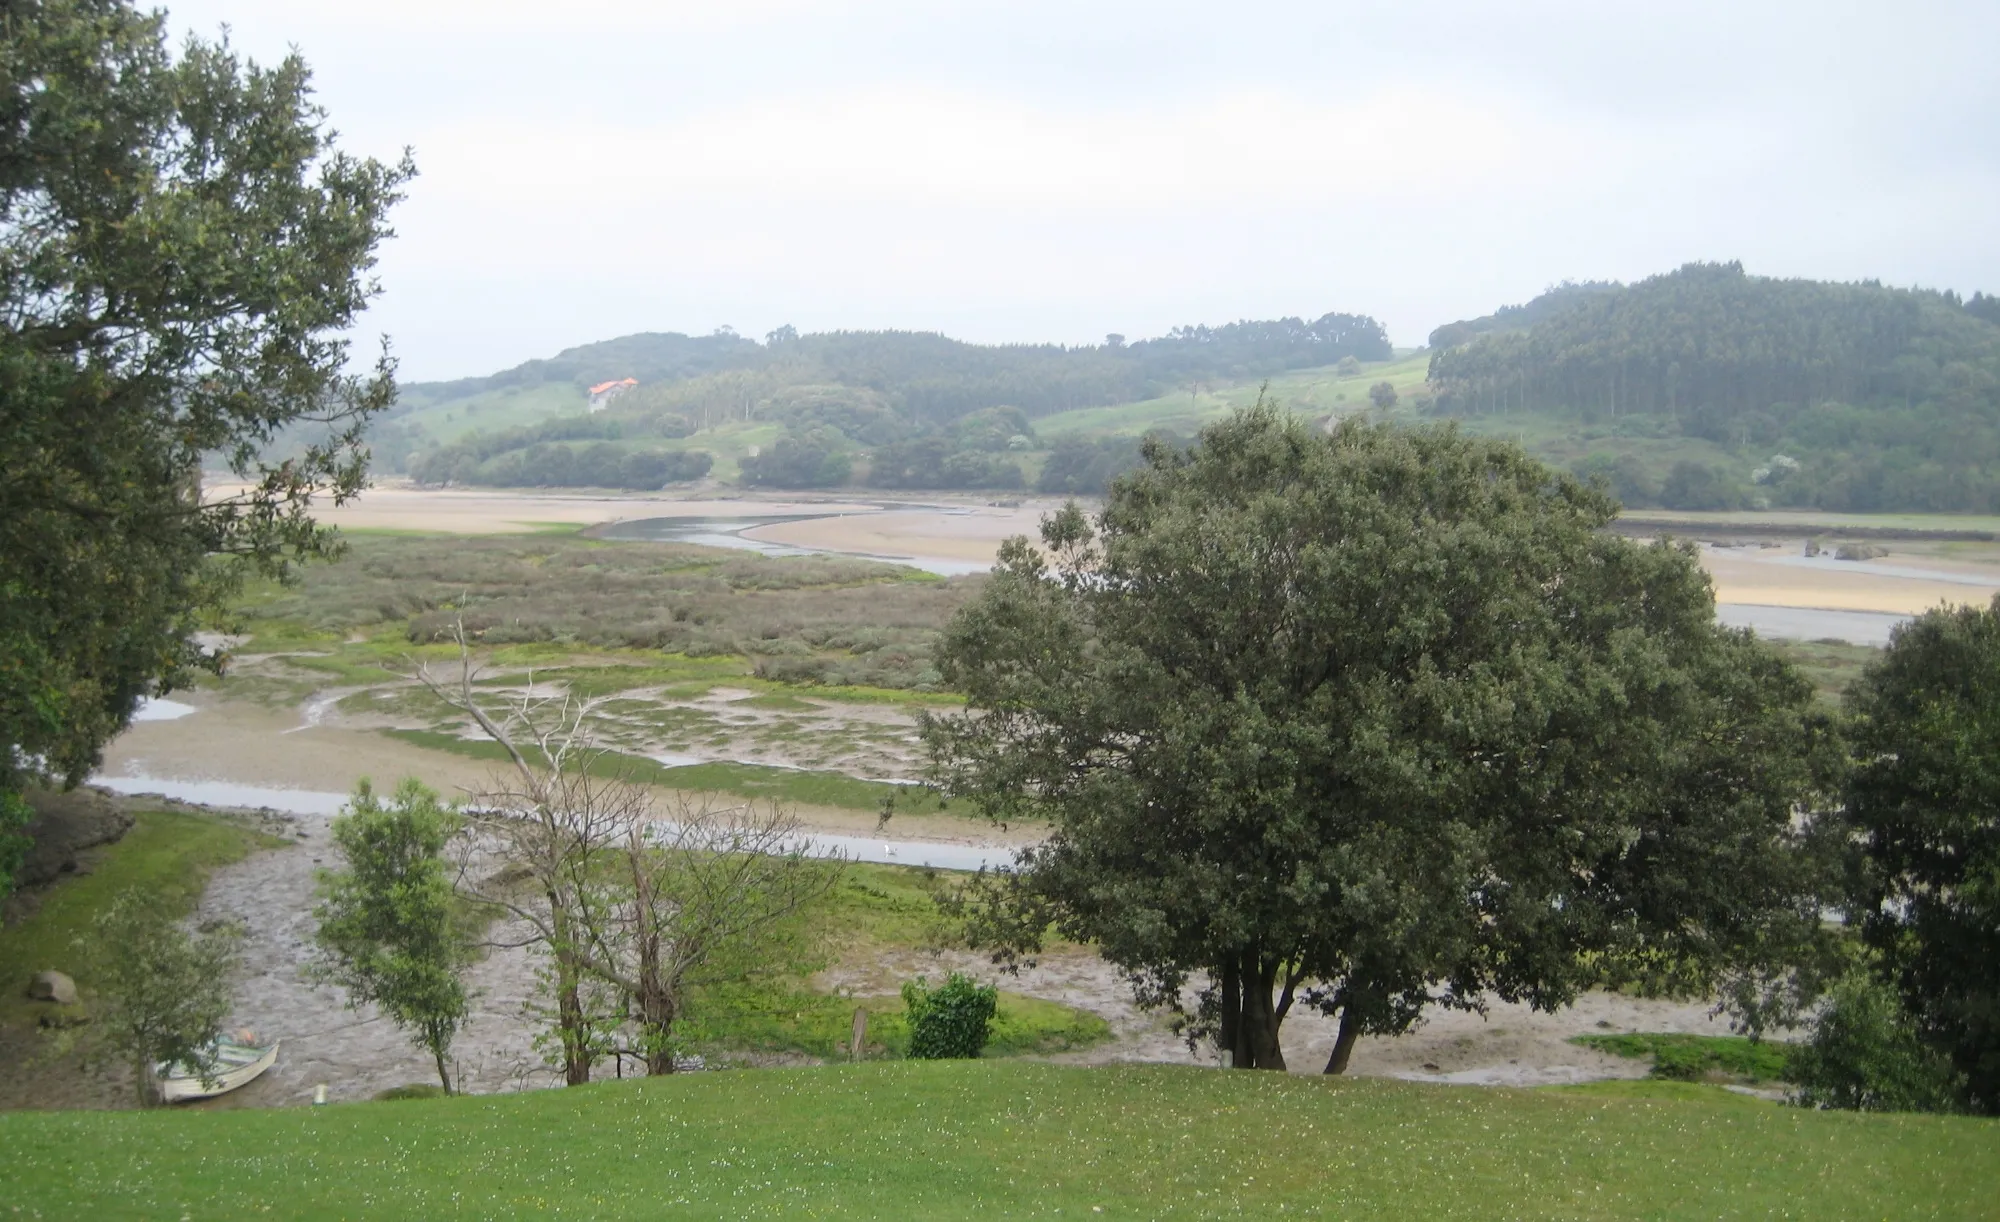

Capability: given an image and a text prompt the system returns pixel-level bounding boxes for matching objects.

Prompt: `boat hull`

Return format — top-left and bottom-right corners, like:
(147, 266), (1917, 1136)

(156, 1040), (279, 1102)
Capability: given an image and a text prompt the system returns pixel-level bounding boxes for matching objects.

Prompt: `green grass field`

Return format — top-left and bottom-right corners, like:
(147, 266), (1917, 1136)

(2, 1061), (1993, 1219)
(393, 381), (589, 445)
(1033, 353), (1433, 440)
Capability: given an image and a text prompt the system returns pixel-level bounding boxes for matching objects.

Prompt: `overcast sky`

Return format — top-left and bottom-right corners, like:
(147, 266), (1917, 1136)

(165, 0), (2000, 382)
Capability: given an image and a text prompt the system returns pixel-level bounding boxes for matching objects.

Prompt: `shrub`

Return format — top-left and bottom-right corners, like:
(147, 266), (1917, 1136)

(902, 972), (998, 1059)
(1788, 973), (1964, 1113)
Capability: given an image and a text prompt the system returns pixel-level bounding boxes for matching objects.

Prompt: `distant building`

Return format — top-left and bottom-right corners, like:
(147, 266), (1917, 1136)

(587, 377), (638, 412)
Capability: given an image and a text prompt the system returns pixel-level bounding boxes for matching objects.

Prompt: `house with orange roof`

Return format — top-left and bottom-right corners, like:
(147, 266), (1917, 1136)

(587, 377), (638, 411)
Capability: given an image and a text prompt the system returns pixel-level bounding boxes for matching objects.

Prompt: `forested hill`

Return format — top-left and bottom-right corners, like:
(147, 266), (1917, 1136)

(399, 313), (1391, 425)
(1426, 263), (2000, 512)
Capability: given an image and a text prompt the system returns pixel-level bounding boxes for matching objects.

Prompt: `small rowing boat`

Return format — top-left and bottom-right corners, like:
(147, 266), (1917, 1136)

(156, 1035), (279, 1102)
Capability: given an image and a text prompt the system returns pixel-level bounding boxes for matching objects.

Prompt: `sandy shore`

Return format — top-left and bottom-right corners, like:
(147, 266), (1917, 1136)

(752, 507), (2000, 616)
(212, 482), (886, 536)
(1700, 545), (2000, 614)
(744, 506), (1049, 564)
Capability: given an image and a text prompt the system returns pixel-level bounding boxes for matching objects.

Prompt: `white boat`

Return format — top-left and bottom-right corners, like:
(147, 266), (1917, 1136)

(156, 1037), (279, 1102)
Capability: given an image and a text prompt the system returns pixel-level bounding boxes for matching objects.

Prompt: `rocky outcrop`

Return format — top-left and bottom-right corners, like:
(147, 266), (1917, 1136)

(17, 787), (135, 889)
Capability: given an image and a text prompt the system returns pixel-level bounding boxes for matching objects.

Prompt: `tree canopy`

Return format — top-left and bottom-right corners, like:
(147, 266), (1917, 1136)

(1844, 598), (2000, 1114)
(0, 0), (412, 890)
(1427, 263), (2000, 512)
(926, 406), (1833, 1070)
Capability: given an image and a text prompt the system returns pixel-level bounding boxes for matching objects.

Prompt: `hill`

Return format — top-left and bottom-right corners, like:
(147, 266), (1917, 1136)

(378, 312), (1395, 492)
(1426, 262), (2000, 513)
(3, 1061), (1993, 1218)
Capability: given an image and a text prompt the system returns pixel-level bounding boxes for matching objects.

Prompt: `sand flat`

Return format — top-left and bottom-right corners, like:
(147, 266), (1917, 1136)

(207, 482), (885, 535)
(1701, 547), (2000, 614)
(743, 507), (1045, 563)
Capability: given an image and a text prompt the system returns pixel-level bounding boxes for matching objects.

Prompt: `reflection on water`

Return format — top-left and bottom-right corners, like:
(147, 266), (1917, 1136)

(600, 515), (989, 577)
(132, 697), (198, 722)
(1717, 603), (1909, 646)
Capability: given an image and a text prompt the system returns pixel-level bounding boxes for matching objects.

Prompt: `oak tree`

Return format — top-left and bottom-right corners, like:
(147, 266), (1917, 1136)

(927, 406), (1833, 1070)
(0, 0), (413, 891)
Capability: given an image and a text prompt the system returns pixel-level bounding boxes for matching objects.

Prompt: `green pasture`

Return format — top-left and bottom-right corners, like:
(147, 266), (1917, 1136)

(1033, 353), (1432, 440)
(393, 381), (589, 446)
(4, 1060), (1994, 1219)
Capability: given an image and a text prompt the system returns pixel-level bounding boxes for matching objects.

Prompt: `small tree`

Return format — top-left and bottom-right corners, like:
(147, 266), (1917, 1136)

(903, 973), (999, 1060)
(588, 795), (840, 1075)
(314, 777), (472, 1093)
(1367, 380), (1397, 409)
(422, 626), (839, 1080)
(80, 889), (241, 1106)
(1790, 972), (1963, 1112)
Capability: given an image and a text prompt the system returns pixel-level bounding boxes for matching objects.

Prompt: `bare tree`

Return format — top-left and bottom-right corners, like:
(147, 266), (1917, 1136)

(420, 630), (622, 1085)
(420, 623), (840, 1080)
(594, 795), (839, 1074)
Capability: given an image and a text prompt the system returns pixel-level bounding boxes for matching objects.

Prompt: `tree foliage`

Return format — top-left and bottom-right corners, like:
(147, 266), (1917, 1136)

(1427, 263), (2000, 511)
(1844, 597), (2000, 1113)
(1789, 970), (1965, 1113)
(0, 0), (412, 885)
(80, 888), (242, 1106)
(925, 406), (1834, 1071)
(313, 778), (472, 1093)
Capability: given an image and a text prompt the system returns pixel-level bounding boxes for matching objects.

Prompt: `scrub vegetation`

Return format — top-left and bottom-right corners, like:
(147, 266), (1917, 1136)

(232, 533), (969, 693)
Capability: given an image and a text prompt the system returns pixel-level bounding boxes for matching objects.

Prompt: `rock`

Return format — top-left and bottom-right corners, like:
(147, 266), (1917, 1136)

(28, 970), (77, 1005)
(17, 787), (136, 890)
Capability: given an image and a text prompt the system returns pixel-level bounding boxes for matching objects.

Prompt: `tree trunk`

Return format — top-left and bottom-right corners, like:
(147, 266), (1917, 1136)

(430, 1030), (454, 1095)
(134, 1054), (152, 1109)
(639, 977), (679, 1075)
(1218, 953), (1287, 1070)
(1322, 1005), (1362, 1075)
(549, 901), (592, 1086)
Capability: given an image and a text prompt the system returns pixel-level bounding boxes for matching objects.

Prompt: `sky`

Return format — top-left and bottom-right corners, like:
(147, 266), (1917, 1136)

(164, 0), (2000, 383)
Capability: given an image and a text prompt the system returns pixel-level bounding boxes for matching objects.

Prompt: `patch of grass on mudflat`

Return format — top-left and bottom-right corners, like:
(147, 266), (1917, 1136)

(0, 811), (284, 1026)
(1571, 1033), (1792, 1083)
(693, 984), (1110, 1061)
(379, 729), (917, 812)
(4, 1061), (1995, 1218)
(1764, 637), (1880, 705)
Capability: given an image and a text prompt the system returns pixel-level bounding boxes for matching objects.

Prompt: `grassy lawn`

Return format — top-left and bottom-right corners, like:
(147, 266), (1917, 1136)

(0, 810), (285, 1028)
(2, 1060), (1993, 1219)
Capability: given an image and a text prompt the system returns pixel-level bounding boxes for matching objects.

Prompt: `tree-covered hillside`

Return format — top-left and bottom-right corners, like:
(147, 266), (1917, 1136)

(390, 313), (1391, 490)
(1426, 263), (2000, 512)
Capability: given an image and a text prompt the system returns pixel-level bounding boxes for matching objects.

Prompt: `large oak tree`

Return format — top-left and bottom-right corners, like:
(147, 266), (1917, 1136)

(926, 406), (1833, 1070)
(0, 0), (412, 890)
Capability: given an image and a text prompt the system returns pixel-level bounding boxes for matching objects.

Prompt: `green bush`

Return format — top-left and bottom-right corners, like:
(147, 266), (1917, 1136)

(1788, 973), (1964, 1113)
(1571, 1033), (1792, 1082)
(902, 973), (998, 1060)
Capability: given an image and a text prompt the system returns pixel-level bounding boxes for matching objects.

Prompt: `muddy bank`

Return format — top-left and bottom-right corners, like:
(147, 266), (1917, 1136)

(820, 946), (1728, 1086)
